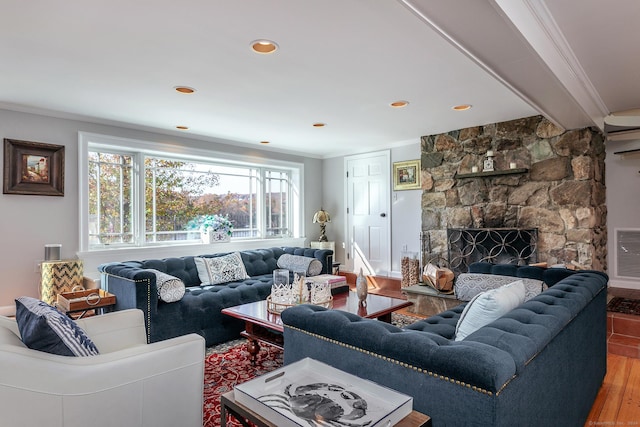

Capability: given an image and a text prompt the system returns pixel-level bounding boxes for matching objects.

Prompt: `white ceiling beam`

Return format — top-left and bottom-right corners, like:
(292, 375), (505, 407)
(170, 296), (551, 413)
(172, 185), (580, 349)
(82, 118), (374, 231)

(492, 0), (609, 130)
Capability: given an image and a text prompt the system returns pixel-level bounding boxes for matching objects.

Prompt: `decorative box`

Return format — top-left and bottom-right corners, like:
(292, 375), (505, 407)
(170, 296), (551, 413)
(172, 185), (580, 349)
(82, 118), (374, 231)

(234, 357), (412, 427)
(57, 289), (116, 313)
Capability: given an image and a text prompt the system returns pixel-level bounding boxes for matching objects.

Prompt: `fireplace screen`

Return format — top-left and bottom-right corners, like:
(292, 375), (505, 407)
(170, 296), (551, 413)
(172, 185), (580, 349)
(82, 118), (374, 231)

(447, 228), (538, 275)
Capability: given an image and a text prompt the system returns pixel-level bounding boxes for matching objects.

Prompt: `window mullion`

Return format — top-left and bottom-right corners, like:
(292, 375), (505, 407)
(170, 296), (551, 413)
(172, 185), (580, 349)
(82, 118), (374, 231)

(135, 154), (145, 246)
(151, 164), (157, 243)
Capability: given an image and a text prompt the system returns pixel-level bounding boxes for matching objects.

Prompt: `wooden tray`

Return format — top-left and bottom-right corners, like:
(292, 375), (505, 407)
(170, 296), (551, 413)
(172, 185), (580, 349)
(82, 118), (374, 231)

(57, 289), (116, 312)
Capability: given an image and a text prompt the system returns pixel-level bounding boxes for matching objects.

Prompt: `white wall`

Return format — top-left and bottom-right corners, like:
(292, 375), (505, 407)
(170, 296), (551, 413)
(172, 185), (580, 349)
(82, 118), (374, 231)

(606, 138), (640, 289)
(0, 109), (322, 314)
(390, 143), (422, 277)
(321, 141), (421, 277)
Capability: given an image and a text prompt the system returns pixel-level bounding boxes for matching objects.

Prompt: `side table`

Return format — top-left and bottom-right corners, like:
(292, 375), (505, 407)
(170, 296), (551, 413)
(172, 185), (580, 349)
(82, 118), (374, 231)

(220, 391), (432, 427)
(310, 241), (339, 273)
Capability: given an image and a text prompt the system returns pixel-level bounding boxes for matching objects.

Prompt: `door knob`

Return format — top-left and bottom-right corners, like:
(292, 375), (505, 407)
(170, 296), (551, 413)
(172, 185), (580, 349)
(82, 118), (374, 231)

(380, 213), (386, 217)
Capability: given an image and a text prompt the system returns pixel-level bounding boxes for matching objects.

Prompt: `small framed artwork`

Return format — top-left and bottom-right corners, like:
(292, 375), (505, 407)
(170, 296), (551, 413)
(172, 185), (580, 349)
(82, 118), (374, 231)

(3, 138), (65, 196)
(393, 159), (421, 191)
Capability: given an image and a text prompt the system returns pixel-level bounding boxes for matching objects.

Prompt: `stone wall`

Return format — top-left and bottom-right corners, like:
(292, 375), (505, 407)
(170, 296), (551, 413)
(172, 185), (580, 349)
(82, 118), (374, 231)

(420, 115), (607, 271)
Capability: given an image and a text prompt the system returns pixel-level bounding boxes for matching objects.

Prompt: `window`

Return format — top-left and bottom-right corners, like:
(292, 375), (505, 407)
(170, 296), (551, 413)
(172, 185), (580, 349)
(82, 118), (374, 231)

(88, 152), (134, 246)
(79, 133), (302, 251)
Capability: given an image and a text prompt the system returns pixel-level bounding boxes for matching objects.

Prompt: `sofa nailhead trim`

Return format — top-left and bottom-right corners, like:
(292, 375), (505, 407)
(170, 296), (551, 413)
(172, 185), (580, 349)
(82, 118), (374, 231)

(286, 326), (496, 396)
(102, 273), (152, 344)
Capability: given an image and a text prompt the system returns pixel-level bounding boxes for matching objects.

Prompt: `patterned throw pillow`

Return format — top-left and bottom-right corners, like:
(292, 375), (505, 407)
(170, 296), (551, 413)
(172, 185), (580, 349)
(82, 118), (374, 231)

(148, 269), (186, 303)
(15, 296), (99, 357)
(194, 252), (250, 285)
(276, 254), (323, 276)
(454, 280), (526, 341)
(455, 273), (545, 302)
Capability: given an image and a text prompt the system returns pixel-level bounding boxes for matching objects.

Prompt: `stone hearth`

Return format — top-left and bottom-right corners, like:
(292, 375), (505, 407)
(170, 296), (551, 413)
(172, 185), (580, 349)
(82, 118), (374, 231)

(403, 284), (462, 317)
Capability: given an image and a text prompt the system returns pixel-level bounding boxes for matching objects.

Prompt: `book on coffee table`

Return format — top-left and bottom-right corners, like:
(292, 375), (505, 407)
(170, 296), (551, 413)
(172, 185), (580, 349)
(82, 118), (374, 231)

(234, 357), (412, 427)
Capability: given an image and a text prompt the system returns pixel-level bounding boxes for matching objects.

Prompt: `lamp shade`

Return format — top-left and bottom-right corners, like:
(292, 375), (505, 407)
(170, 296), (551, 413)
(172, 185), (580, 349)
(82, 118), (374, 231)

(312, 208), (331, 224)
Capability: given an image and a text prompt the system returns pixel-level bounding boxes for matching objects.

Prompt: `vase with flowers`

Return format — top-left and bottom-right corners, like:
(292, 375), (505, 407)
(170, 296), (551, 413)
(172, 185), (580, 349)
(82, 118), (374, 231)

(187, 214), (234, 243)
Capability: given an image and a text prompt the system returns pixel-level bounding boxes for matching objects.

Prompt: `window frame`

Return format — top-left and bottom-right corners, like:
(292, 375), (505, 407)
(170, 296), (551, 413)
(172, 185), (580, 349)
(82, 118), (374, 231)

(78, 132), (303, 252)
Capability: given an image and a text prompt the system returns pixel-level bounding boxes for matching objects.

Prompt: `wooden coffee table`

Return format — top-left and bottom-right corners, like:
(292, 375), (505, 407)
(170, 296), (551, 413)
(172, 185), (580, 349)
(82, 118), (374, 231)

(222, 291), (412, 365)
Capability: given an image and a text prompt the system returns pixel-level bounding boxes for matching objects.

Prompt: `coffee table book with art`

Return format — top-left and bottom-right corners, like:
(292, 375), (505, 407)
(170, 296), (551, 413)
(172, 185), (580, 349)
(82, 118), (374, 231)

(234, 357), (412, 427)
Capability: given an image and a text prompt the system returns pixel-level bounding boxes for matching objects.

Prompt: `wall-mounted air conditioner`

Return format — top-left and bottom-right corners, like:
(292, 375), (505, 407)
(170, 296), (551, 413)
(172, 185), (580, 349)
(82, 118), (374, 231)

(616, 229), (640, 279)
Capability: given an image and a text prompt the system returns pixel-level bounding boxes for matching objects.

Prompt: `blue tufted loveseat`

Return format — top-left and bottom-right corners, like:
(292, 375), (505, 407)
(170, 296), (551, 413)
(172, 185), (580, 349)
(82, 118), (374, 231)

(99, 246), (332, 346)
(281, 263), (608, 427)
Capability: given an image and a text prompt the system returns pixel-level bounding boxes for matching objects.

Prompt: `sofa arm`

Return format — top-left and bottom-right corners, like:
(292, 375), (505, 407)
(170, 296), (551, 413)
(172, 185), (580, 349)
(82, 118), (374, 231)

(99, 264), (159, 342)
(279, 247), (334, 274)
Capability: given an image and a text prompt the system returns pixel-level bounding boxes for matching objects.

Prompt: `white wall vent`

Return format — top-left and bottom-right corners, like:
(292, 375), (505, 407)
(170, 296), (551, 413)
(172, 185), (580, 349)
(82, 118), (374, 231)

(616, 229), (640, 279)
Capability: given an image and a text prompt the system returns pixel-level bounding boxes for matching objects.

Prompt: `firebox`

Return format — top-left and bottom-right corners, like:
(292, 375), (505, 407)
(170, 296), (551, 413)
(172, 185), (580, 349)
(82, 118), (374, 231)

(447, 228), (538, 275)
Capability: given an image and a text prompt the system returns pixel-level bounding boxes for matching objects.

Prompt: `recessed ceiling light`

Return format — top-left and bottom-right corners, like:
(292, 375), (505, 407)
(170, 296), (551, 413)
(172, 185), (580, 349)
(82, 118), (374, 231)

(312, 123), (326, 127)
(452, 104), (472, 111)
(260, 141), (270, 144)
(251, 40), (278, 54)
(176, 125), (189, 130)
(174, 86), (196, 94)
(390, 100), (409, 108)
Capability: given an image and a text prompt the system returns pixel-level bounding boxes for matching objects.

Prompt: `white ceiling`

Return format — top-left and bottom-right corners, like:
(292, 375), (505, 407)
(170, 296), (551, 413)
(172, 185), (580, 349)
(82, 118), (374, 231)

(0, 0), (638, 158)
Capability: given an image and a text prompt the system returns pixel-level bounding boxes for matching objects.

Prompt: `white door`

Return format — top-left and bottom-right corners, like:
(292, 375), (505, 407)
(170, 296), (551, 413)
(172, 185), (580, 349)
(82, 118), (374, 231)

(345, 151), (391, 275)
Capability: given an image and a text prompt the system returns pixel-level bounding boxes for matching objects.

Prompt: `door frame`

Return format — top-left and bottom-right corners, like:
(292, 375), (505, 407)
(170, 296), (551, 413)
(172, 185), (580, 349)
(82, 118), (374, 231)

(343, 150), (391, 275)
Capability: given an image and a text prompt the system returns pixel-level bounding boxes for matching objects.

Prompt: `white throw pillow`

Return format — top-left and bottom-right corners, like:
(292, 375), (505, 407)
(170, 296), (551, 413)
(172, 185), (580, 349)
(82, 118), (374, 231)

(276, 254), (323, 276)
(455, 273), (545, 302)
(194, 252), (250, 285)
(148, 269), (186, 303)
(454, 280), (526, 341)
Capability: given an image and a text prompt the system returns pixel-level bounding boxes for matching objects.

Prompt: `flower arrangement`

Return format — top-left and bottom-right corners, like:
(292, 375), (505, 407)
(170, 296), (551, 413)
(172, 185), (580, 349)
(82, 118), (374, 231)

(187, 214), (234, 236)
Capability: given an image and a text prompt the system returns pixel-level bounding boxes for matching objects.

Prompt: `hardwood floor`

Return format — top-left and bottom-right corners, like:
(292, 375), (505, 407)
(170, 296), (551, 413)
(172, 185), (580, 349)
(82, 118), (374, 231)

(587, 353), (640, 424)
(345, 273), (640, 425)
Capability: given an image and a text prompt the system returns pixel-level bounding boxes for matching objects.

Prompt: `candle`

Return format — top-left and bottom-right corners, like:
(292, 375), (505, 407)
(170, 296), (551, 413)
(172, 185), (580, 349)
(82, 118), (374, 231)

(486, 150), (494, 157)
(471, 166), (479, 173)
(510, 162), (517, 169)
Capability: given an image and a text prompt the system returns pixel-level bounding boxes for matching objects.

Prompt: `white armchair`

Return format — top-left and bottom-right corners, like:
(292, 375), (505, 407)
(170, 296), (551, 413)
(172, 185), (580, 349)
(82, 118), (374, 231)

(0, 309), (205, 427)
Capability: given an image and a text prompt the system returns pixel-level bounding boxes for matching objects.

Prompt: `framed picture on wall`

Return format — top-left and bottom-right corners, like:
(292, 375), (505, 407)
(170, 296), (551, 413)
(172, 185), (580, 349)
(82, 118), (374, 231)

(3, 138), (65, 196)
(393, 159), (421, 191)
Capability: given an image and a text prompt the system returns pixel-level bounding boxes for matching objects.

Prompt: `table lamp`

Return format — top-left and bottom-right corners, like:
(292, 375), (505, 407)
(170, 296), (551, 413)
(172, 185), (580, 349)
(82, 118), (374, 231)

(312, 208), (331, 242)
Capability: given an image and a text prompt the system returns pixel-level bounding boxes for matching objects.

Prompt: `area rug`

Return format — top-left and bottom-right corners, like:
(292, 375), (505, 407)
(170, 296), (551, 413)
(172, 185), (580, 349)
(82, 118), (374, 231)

(204, 340), (283, 427)
(203, 312), (422, 427)
(607, 297), (640, 315)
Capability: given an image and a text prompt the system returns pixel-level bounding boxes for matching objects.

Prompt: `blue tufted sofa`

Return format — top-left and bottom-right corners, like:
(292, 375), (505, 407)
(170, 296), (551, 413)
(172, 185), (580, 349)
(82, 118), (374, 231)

(99, 246), (332, 346)
(281, 263), (609, 427)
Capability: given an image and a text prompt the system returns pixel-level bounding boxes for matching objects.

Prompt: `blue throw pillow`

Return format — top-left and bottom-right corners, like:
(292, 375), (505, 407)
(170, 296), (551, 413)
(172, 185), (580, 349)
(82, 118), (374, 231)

(15, 296), (99, 357)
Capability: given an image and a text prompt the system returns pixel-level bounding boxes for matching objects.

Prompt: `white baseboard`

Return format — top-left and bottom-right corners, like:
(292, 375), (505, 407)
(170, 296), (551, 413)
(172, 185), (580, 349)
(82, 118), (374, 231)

(609, 278), (640, 290)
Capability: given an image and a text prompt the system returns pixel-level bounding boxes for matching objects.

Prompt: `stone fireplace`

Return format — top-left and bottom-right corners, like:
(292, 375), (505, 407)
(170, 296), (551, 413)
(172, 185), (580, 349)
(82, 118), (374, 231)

(420, 115), (606, 271)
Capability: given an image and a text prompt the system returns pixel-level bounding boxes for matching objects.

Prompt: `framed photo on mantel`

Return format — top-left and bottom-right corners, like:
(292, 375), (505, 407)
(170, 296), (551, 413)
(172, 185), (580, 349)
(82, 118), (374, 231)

(393, 159), (421, 191)
(3, 138), (65, 196)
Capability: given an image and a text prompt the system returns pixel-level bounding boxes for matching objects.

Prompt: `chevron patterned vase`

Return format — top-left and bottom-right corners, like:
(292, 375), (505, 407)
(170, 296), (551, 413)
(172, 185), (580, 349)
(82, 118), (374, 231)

(41, 260), (84, 305)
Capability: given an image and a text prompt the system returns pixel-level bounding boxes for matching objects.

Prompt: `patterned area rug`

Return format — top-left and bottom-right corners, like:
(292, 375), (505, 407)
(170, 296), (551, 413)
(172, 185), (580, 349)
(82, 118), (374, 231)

(203, 312), (422, 427)
(204, 340), (283, 427)
(607, 297), (640, 315)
